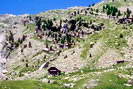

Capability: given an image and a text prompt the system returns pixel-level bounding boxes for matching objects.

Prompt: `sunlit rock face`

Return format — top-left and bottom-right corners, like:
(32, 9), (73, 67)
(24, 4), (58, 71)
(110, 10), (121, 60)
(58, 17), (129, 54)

(0, 33), (7, 77)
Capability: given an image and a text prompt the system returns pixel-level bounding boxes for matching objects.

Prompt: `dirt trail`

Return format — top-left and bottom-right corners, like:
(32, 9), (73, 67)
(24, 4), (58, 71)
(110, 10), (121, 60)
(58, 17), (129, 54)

(15, 70), (47, 80)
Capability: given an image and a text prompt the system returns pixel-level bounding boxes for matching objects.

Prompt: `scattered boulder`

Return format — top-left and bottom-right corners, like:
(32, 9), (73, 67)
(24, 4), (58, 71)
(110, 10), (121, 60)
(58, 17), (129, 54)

(128, 79), (133, 85)
(84, 79), (98, 89)
(64, 83), (75, 88)
(42, 78), (55, 84)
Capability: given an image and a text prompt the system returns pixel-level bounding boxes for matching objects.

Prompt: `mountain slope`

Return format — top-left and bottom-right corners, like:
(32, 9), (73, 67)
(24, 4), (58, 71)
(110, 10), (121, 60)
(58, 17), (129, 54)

(0, 0), (133, 89)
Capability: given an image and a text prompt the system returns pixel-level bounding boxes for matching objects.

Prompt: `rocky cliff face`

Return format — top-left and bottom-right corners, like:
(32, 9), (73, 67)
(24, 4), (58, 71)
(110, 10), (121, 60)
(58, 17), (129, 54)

(0, 14), (28, 79)
(0, 33), (8, 79)
(0, 32), (8, 79)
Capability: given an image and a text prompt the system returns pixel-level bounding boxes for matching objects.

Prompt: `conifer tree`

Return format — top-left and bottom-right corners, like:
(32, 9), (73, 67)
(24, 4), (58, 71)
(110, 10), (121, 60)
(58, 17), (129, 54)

(126, 8), (132, 18)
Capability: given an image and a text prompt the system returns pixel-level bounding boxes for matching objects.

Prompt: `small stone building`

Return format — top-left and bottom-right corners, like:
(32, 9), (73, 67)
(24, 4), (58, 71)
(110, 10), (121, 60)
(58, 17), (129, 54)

(48, 67), (61, 76)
